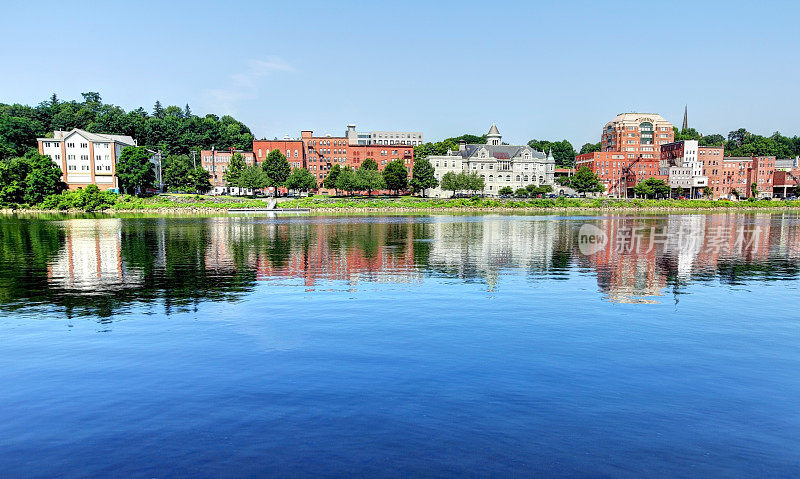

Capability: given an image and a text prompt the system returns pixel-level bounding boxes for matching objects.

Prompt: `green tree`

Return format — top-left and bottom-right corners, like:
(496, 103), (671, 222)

(116, 146), (155, 195)
(323, 164), (341, 194)
(237, 164), (269, 193)
(356, 167), (386, 196)
(0, 152), (65, 205)
(409, 157), (438, 197)
(703, 185), (713, 198)
(441, 171), (460, 197)
(514, 187), (528, 197)
(187, 166), (211, 194)
(750, 182), (759, 198)
(731, 188), (741, 200)
(262, 149), (291, 195)
(335, 167), (357, 195)
(22, 151), (66, 204)
(461, 171), (484, 193)
(414, 134), (486, 160)
(162, 154), (193, 191)
(360, 157), (378, 170)
(382, 159), (408, 195)
(675, 186), (686, 198)
(579, 142), (601, 155)
(633, 177), (669, 199)
(498, 186), (513, 196)
(527, 139), (576, 167)
(285, 167), (318, 194)
(570, 166), (605, 196)
(674, 127), (701, 141)
(699, 134), (725, 147)
(224, 152), (246, 190)
(153, 100), (165, 119)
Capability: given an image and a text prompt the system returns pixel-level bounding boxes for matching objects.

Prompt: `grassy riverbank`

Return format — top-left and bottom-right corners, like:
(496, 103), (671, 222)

(3, 193), (800, 214)
(277, 195), (800, 211)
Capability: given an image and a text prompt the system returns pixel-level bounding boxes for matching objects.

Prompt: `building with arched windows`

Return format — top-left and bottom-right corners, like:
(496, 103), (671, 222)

(601, 113), (674, 160)
(427, 124), (555, 197)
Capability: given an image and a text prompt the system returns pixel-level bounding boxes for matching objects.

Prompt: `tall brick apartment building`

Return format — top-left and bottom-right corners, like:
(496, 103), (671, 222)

(576, 113), (675, 196)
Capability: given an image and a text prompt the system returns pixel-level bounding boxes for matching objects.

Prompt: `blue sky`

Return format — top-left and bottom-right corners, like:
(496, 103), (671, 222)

(2, 0), (798, 147)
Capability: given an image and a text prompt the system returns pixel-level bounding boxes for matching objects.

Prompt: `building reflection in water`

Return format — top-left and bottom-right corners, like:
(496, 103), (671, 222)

(48, 218), (142, 291)
(1, 213), (796, 317)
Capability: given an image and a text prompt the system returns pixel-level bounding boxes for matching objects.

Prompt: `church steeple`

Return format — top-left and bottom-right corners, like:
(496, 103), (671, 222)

(682, 105), (688, 131)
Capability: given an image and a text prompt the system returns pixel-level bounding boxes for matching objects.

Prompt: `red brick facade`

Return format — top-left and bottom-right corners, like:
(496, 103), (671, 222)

(200, 150), (256, 187)
(575, 151), (665, 196)
(253, 140), (305, 169)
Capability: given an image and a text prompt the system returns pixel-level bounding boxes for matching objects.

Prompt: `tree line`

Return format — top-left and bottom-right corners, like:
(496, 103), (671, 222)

(579, 127), (800, 160)
(413, 133), (578, 168)
(0, 92), (254, 161)
(322, 158), (417, 196)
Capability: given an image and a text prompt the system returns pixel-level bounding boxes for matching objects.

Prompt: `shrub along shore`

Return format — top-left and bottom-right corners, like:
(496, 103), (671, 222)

(2, 193), (800, 214)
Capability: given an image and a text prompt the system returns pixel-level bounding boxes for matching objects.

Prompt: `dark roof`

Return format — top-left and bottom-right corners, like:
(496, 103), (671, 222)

(454, 143), (550, 161)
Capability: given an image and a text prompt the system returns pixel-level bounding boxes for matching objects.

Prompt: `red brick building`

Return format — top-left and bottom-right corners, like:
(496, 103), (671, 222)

(575, 151), (665, 196)
(253, 139), (305, 169)
(251, 129), (415, 190)
(576, 113), (674, 196)
(301, 130), (351, 185)
(602, 113), (674, 160)
(200, 149), (256, 190)
(773, 168), (800, 198)
(705, 156), (775, 199)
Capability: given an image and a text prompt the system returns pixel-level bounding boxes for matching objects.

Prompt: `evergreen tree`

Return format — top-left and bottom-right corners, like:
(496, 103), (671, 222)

(153, 100), (165, 119)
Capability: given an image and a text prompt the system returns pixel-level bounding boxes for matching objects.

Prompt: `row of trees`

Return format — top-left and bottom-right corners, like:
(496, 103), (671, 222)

(440, 171), (484, 197)
(498, 184), (555, 198)
(0, 92), (254, 161)
(221, 150), (292, 194)
(674, 127), (800, 158)
(413, 133), (578, 168)
(322, 158), (412, 195)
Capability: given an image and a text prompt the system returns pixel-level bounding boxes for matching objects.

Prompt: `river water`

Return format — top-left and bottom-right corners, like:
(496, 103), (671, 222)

(1, 213), (798, 477)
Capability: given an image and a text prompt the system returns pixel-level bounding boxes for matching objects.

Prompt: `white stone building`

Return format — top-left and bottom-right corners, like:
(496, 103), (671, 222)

(38, 128), (158, 191)
(659, 139), (708, 197)
(346, 124), (423, 146)
(427, 124), (555, 197)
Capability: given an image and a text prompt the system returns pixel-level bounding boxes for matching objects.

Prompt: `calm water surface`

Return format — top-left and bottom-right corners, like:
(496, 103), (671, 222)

(1, 213), (799, 478)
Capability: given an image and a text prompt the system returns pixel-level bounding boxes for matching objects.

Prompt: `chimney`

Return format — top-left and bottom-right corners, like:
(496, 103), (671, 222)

(458, 139), (466, 151)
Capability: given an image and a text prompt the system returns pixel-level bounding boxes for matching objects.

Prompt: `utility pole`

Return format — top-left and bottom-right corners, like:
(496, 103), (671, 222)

(157, 150), (164, 193)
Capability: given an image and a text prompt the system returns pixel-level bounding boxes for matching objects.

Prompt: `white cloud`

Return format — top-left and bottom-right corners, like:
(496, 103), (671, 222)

(201, 57), (293, 114)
